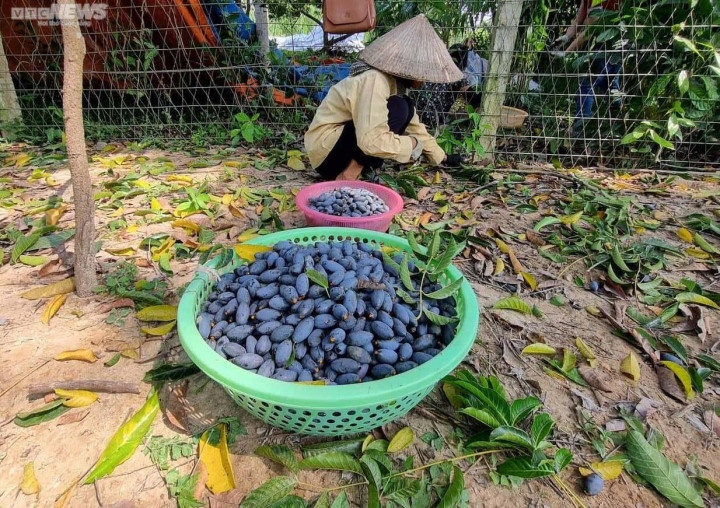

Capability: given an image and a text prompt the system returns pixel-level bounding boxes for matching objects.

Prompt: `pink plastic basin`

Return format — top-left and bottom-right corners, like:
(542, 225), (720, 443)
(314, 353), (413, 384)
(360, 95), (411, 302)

(296, 181), (403, 232)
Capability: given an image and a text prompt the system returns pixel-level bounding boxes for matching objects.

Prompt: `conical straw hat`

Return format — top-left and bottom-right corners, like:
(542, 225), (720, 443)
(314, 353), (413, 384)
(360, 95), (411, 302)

(359, 14), (463, 84)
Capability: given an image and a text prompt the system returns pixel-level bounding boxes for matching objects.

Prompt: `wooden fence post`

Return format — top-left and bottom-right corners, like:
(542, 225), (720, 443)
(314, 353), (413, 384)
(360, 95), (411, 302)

(0, 32), (22, 135)
(254, 0), (270, 66)
(478, 0), (525, 161)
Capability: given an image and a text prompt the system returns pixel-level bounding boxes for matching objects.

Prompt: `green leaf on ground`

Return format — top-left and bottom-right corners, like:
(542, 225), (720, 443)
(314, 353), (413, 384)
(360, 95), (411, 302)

(626, 430), (703, 507)
(85, 390), (160, 483)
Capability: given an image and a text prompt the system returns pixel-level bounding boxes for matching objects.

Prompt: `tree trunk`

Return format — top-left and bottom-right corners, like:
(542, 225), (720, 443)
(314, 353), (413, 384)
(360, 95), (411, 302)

(0, 32), (22, 136)
(59, 0), (98, 296)
(254, 0), (270, 66)
(477, 0), (525, 161)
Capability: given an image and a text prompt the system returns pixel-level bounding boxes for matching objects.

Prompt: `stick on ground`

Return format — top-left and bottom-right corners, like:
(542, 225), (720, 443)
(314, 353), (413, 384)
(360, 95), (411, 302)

(27, 380), (140, 398)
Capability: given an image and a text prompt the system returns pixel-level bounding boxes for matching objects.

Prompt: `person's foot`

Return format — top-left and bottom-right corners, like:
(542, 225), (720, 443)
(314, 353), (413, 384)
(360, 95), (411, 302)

(335, 159), (363, 181)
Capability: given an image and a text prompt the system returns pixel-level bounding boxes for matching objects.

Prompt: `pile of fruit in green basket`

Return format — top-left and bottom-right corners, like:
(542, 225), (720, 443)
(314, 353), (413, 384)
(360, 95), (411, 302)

(197, 238), (458, 384)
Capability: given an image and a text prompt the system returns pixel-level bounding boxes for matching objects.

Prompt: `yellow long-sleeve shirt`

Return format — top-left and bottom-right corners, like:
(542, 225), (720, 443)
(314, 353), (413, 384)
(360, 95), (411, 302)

(304, 69), (446, 169)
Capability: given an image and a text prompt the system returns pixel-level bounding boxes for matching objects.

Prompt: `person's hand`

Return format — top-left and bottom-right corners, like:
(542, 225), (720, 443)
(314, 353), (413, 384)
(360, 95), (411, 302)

(411, 137), (418, 149)
(443, 154), (465, 167)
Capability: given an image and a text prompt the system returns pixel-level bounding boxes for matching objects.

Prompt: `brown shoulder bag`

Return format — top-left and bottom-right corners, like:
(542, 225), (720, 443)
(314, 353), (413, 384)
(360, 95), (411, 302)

(323, 0), (376, 34)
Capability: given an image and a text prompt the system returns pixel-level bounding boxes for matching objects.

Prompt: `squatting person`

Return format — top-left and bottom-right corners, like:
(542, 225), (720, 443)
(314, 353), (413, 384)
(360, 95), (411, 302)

(304, 14), (464, 181)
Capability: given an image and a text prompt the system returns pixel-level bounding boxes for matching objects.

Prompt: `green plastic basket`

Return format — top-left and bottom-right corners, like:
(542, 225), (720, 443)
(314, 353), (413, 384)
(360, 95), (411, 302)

(177, 228), (479, 436)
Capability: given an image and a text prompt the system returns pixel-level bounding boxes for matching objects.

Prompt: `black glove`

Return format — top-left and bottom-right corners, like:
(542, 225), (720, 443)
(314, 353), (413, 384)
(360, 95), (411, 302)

(444, 154), (465, 167)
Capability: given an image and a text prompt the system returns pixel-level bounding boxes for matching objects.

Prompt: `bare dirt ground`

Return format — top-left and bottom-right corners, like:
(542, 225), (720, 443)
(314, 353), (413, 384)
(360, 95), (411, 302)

(0, 142), (718, 508)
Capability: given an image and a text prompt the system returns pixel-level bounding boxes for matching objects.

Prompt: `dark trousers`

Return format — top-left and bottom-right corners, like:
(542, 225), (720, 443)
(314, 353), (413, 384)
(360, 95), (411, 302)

(316, 95), (415, 180)
(573, 57), (622, 132)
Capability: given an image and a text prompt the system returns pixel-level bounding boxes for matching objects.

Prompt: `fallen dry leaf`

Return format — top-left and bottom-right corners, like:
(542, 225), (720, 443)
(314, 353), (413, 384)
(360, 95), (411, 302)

(199, 423), (235, 494)
(42, 294), (68, 325)
(418, 212), (432, 225)
(162, 380), (190, 434)
(57, 410), (89, 426)
(21, 462), (40, 495)
(21, 278), (75, 300)
(578, 367), (613, 392)
(525, 230), (545, 246)
(97, 299), (135, 313)
(656, 366), (685, 403)
(55, 349), (97, 363)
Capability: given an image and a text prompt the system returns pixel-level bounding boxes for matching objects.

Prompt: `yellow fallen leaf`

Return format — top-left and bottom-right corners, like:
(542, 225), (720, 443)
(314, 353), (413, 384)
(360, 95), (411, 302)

(575, 338), (597, 367)
(287, 156), (305, 170)
(55, 349), (97, 363)
(125, 225), (139, 234)
(105, 247), (136, 256)
(495, 238), (511, 254)
(579, 461), (624, 480)
(520, 271), (538, 290)
(21, 278), (75, 300)
(171, 219), (201, 233)
(228, 203), (245, 218)
(55, 389), (98, 408)
(522, 343), (557, 355)
(234, 244), (272, 262)
(150, 198), (162, 211)
(676, 228), (694, 244)
(136, 305), (177, 321)
(495, 239), (523, 273)
(151, 237), (175, 262)
(493, 258), (505, 275)
(685, 248), (710, 260)
(237, 230), (260, 243)
(42, 294), (68, 325)
(620, 352), (640, 381)
(560, 210), (583, 227)
(166, 175), (193, 184)
(109, 207), (125, 218)
(45, 205), (67, 226)
(13, 153), (33, 168)
(121, 349), (139, 359)
(21, 462), (40, 495)
(585, 305), (602, 317)
(133, 179), (151, 189)
(387, 427), (414, 453)
(199, 424), (236, 494)
(433, 171), (442, 184)
(561, 348), (577, 372)
(659, 361), (695, 400)
(362, 434), (374, 452)
(141, 320), (177, 336)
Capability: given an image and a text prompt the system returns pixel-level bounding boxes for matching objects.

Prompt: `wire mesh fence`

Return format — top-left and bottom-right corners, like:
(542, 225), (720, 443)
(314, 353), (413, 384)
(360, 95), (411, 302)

(0, 0), (718, 170)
